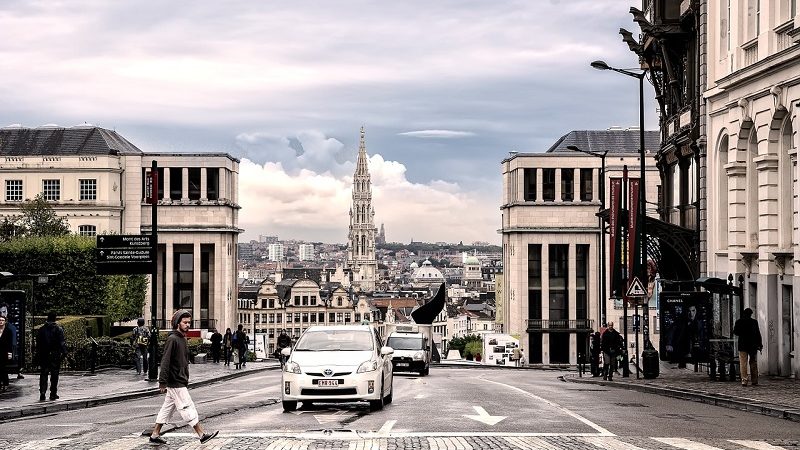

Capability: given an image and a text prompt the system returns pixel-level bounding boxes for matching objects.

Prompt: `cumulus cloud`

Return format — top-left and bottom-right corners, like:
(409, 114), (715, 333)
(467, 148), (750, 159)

(398, 130), (476, 139)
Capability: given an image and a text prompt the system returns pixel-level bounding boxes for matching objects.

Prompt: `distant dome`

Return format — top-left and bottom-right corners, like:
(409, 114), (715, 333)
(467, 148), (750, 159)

(464, 256), (480, 265)
(410, 261), (419, 269)
(411, 259), (444, 286)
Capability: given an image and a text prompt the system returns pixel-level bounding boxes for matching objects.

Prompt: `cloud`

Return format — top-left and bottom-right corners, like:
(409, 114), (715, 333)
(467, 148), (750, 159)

(398, 130), (476, 139)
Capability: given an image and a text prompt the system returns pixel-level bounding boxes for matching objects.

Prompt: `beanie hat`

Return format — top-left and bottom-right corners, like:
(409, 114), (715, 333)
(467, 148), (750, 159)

(171, 309), (191, 329)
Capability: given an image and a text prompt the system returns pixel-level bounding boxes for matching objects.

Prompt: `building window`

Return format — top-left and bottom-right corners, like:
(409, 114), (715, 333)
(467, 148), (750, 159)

(542, 169), (555, 201)
(5, 180), (22, 202)
(345, 313), (351, 323)
(337, 313), (343, 323)
(548, 244), (569, 320)
(523, 168), (537, 201)
(287, 313), (293, 323)
(311, 295), (317, 305)
(329, 312), (335, 323)
(527, 244), (542, 321)
(42, 179), (60, 201)
(206, 168), (219, 201)
(318, 312), (325, 322)
(169, 168), (182, 200)
(78, 225), (96, 236)
(310, 313), (316, 323)
(561, 169), (574, 201)
(188, 168), (201, 200)
(276, 313), (282, 323)
(79, 179), (97, 201)
(294, 296), (300, 306)
(302, 295), (308, 306)
(579, 169), (593, 201)
(302, 312), (308, 323)
(576, 244), (589, 320)
(355, 313), (361, 322)
(173, 250), (194, 313)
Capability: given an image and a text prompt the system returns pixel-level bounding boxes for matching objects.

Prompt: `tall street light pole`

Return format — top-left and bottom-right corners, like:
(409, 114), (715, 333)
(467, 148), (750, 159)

(591, 60), (658, 378)
(566, 145), (608, 326)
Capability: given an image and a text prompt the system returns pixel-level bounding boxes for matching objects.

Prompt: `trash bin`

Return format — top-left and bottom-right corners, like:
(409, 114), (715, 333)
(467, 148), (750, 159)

(642, 347), (659, 379)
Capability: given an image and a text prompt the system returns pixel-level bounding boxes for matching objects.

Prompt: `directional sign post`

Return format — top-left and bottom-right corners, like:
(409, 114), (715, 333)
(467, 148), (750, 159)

(95, 235), (155, 275)
(626, 276), (647, 298)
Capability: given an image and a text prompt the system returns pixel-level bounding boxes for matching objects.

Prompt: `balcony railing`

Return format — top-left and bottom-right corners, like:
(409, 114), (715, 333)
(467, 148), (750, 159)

(150, 319), (217, 330)
(526, 319), (594, 332)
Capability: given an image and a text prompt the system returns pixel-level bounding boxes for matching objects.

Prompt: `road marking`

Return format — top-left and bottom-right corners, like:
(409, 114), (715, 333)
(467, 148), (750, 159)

(478, 377), (614, 436)
(376, 420), (396, 436)
(313, 410), (354, 425)
(581, 436), (648, 450)
(730, 441), (788, 450)
(11, 438), (72, 450)
(463, 406), (506, 425)
(348, 438), (388, 450)
(414, 394), (427, 399)
(504, 436), (562, 450)
(653, 437), (724, 449)
(264, 438), (311, 449)
(88, 437), (141, 450)
(427, 436), (473, 450)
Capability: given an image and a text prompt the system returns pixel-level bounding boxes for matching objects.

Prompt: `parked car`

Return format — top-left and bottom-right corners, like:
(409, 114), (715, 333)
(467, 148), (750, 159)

(281, 324), (394, 412)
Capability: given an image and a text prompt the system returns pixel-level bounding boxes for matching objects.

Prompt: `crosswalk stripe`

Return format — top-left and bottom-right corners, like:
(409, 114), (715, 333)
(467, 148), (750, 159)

(427, 437), (473, 450)
(580, 436), (648, 450)
(89, 437), (141, 450)
(348, 438), (388, 450)
(265, 438), (311, 450)
(503, 436), (561, 449)
(729, 441), (788, 450)
(653, 437), (724, 450)
(13, 439), (73, 450)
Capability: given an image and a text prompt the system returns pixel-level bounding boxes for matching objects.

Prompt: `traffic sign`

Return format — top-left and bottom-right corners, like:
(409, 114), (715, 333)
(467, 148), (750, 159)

(626, 276), (647, 297)
(97, 235), (153, 248)
(96, 248), (154, 263)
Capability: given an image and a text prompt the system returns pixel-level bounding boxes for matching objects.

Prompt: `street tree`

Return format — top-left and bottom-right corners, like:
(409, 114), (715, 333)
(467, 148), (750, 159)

(19, 193), (70, 237)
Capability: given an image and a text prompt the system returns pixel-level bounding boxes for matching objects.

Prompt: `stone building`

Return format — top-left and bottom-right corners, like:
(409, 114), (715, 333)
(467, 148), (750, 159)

(346, 127), (378, 292)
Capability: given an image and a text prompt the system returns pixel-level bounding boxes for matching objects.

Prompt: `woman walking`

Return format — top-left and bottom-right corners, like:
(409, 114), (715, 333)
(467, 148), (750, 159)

(222, 328), (233, 367)
(0, 315), (12, 392)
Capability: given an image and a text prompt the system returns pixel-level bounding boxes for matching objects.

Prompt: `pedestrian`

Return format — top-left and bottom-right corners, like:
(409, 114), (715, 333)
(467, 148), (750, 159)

(600, 321), (622, 381)
(519, 348), (526, 366)
(0, 315), (12, 392)
(589, 331), (602, 377)
(131, 318), (150, 376)
(148, 309), (218, 445)
(242, 333), (250, 367)
(234, 325), (247, 369)
(0, 302), (18, 380)
(36, 312), (66, 401)
(210, 328), (223, 364)
(733, 307), (763, 387)
(222, 328), (233, 366)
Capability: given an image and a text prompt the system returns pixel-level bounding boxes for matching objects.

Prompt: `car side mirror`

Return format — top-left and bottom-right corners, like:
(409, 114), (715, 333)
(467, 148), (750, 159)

(280, 347), (291, 357)
(380, 346), (394, 356)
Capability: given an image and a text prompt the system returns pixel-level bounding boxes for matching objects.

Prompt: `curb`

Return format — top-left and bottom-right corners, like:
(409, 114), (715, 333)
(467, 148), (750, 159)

(562, 374), (800, 422)
(0, 365), (280, 422)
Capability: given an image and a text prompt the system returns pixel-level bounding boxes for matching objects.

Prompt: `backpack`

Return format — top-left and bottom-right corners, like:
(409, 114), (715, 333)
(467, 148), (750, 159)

(134, 327), (150, 347)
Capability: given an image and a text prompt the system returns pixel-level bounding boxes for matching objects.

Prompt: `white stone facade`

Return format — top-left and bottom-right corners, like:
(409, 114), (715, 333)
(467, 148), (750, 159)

(705, 1), (800, 377)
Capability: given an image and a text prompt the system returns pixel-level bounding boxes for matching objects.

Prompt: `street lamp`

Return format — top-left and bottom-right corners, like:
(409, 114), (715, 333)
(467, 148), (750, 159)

(591, 60), (658, 378)
(566, 145), (608, 326)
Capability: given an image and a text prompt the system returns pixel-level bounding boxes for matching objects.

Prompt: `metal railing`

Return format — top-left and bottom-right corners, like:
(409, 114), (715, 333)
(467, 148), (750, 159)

(526, 319), (594, 331)
(149, 319), (217, 330)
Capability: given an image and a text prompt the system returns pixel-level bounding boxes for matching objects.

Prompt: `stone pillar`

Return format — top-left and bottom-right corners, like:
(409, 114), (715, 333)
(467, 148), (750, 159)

(182, 168), (189, 203)
(555, 169), (562, 202)
(536, 168), (543, 203)
(165, 243), (174, 323)
(200, 168), (208, 201)
(573, 168), (580, 202)
(193, 241), (201, 324)
(218, 168), (227, 201)
(163, 167), (171, 202)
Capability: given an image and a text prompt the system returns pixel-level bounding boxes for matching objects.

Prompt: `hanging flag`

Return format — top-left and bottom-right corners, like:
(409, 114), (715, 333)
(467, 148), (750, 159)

(628, 177), (640, 287)
(609, 178), (623, 297)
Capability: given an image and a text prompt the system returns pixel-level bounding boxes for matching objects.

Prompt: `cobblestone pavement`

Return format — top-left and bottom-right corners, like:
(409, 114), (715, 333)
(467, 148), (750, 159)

(0, 361), (278, 415)
(565, 363), (800, 418)
(0, 434), (798, 450)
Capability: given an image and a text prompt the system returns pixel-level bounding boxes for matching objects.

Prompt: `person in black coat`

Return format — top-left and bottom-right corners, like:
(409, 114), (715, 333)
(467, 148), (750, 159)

(0, 315), (12, 392)
(734, 308), (763, 386)
(589, 331), (602, 377)
(209, 329), (223, 363)
(600, 322), (623, 381)
(36, 312), (67, 401)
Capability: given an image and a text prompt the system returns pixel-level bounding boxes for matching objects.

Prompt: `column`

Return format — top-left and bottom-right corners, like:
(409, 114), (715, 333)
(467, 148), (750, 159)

(165, 243), (174, 324)
(182, 167), (189, 203)
(193, 241), (201, 325)
(536, 168), (543, 203)
(568, 243), (577, 364)
(200, 168), (208, 201)
(163, 167), (171, 202)
(573, 168), (580, 202)
(555, 168), (562, 202)
(593, 168), (600, 202)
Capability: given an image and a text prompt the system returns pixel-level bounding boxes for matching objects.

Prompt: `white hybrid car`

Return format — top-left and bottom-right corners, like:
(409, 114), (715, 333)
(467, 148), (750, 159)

(281, 324), (394, 412)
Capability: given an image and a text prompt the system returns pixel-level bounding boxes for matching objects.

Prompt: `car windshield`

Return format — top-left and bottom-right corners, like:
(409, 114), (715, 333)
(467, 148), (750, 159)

(294, 329), (374, 351)
(386, 336), (423, 350)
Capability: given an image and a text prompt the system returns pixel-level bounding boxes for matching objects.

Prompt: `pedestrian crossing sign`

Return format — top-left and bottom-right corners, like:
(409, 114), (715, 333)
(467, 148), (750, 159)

(626, 276), (647, 297)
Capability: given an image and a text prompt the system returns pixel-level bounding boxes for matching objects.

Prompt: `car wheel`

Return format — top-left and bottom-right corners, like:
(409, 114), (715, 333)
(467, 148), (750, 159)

(282, 400), (297, 412)
(385, 380), (393, 404)
(369, 381), (384, 412)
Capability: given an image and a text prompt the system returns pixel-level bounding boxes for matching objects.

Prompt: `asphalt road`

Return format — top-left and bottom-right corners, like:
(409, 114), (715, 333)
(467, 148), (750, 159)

(3, 367), (799, 449)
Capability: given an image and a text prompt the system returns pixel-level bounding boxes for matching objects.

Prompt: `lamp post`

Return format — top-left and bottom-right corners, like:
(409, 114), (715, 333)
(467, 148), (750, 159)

(567, 145), (608, 327)
(591, 60), (659, 378)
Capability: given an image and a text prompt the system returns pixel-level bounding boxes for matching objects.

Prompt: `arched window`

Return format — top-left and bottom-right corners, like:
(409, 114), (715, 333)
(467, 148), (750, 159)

(779, 116), (795, 248)
(718, 133), (730, 249)
(746, 129), (759, 247)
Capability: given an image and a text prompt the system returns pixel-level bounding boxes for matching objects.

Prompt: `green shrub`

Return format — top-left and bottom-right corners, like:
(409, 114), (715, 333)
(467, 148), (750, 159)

(464, 341), (483, 359)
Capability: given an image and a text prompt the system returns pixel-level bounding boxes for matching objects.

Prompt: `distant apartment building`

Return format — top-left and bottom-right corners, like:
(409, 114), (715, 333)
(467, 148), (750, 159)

(268, 243), (285, 262)
(259, 235), (278, 244)
(501, 129), (659, 365)
(298, 243), (315, 261)
(238, 243), (254, 260)
(0, 125), (241, 331)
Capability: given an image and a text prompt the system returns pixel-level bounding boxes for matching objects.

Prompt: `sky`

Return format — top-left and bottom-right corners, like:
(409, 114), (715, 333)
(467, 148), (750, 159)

(0, 0), (658, 244)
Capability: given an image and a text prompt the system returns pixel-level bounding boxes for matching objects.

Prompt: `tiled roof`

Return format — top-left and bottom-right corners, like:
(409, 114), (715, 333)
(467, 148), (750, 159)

(0, 126), (143, 156)
(545, 129), (660, 155)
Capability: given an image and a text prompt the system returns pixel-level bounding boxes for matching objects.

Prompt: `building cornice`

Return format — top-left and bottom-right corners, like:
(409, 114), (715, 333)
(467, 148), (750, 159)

(141, 225), (243, 234)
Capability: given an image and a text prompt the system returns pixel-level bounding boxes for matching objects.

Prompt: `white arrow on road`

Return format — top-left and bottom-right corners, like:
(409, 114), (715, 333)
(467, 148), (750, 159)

(463, 406), (506, 425)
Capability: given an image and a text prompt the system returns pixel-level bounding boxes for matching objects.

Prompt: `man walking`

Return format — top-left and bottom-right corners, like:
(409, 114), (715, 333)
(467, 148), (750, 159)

(734, 308), (763, 387)
(600, 322), (622, 381)
(37, 312), (66, 401)
(209, 328), (222, 364)
(131, 318), (150, 376)
(149, 310), (218, 445)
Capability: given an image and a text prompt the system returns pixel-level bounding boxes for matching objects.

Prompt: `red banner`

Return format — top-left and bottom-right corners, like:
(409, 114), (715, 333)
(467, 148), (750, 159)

(628, 177), (639, 285)
(609, 178), (622, 297)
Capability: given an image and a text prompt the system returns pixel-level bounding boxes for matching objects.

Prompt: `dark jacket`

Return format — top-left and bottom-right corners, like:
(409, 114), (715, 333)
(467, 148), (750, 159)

(36, 321), (67, 363)
(0, 326), (12, 363)
(234, 330), (248, 351)
(734, 316), (762, 355)
(159, 330), (190, 388)
(210, 332), (223, 348)
(601, 328), (623, 355)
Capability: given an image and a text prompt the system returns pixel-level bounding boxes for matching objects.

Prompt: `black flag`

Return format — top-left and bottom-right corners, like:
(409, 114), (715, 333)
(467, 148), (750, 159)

(410, 282), (446, 325)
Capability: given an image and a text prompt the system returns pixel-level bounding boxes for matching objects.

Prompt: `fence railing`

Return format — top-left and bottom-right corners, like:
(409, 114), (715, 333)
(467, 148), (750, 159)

(526, 319), (594, 331)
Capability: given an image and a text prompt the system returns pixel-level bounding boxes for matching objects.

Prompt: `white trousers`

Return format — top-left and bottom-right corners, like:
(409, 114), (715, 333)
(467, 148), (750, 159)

(156, 386), (199, 427)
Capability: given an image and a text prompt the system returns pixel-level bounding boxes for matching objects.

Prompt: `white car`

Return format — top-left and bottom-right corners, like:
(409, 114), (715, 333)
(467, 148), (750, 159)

(281, 324), (394, 412)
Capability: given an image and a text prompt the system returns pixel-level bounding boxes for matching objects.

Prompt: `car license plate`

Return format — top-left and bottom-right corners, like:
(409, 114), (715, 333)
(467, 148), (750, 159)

(396, 363), (409, 367)
(317, 379), (339, 387)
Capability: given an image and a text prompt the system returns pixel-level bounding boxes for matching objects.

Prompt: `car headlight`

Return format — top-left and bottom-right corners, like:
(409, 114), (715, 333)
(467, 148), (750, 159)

(413, 351), (424, 361)
(284, 361), (301, 374)
(357, 359), (378, 373)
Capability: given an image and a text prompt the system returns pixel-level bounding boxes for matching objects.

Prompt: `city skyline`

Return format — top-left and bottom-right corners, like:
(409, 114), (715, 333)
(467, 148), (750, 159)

(0, 1), (659, 243)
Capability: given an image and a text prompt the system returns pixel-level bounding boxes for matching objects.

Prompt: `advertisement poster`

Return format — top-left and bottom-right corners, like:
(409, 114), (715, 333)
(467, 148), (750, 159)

(659, 291), (711, 363)
(0, 290), (26, 373)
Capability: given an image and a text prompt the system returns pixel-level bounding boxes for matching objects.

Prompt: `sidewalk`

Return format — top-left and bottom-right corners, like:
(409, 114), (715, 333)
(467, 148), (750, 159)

(564, 362), (800, 422)
(0, 360), (280, 421)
